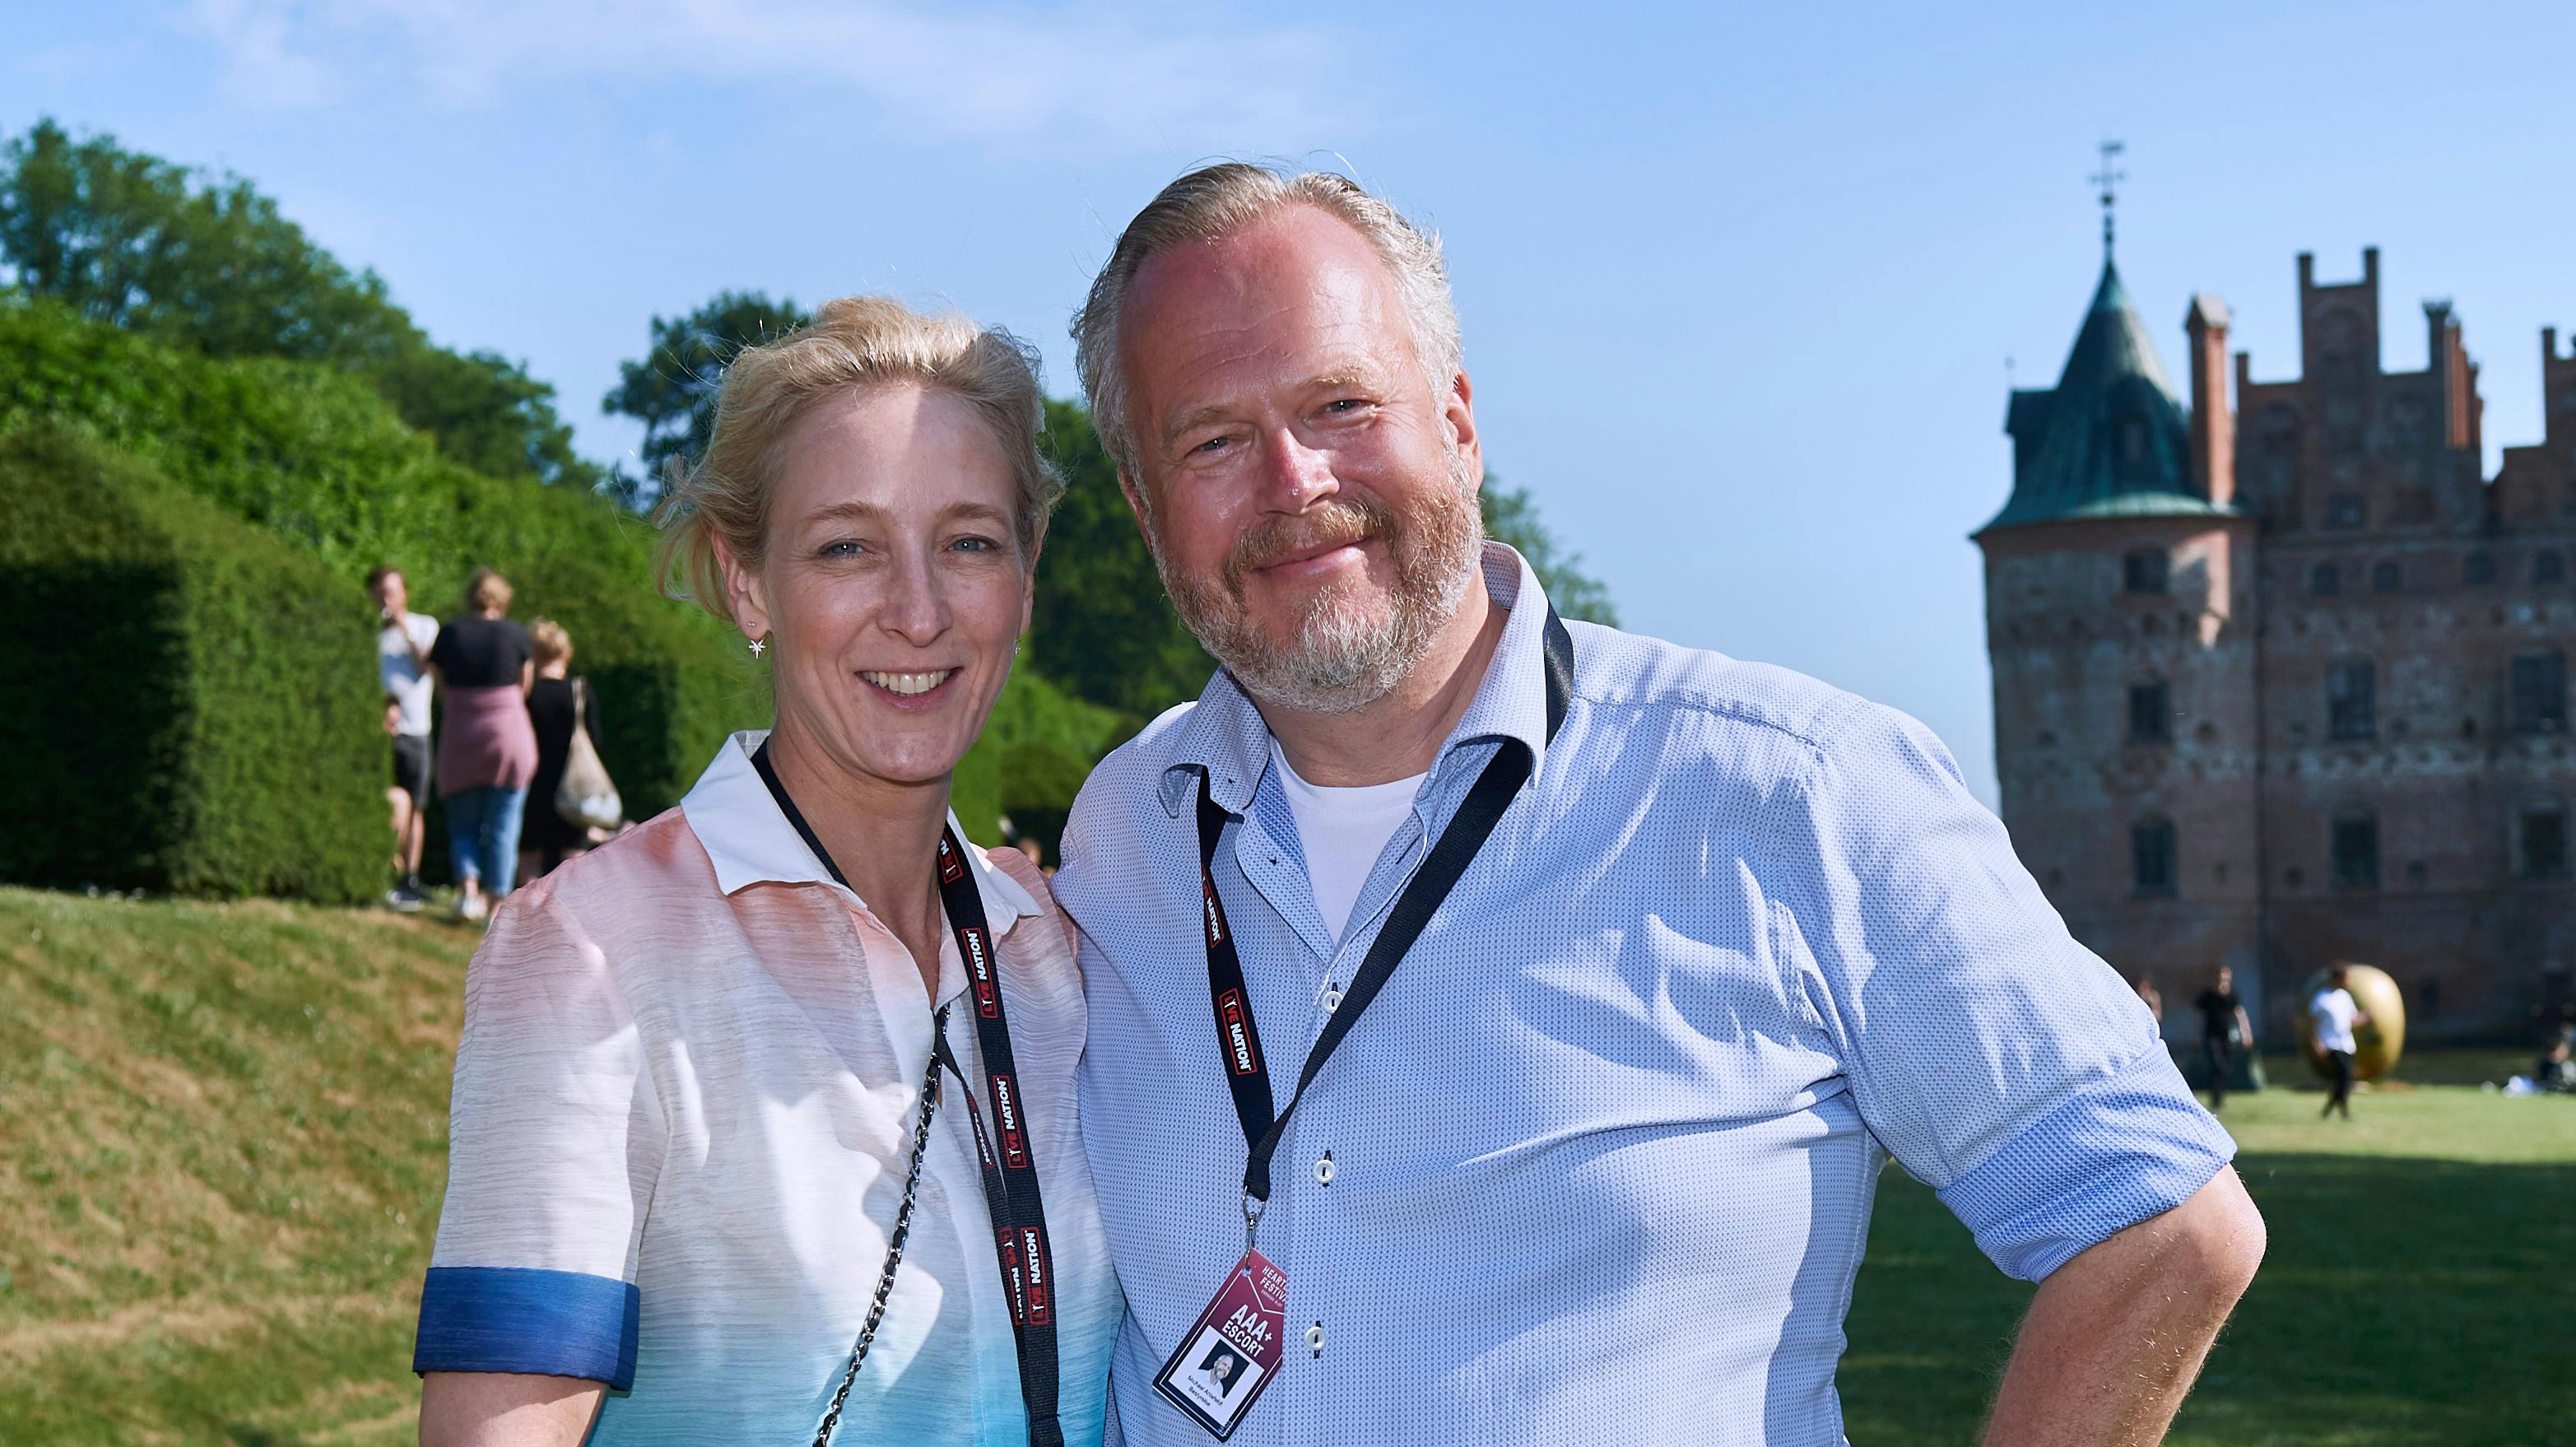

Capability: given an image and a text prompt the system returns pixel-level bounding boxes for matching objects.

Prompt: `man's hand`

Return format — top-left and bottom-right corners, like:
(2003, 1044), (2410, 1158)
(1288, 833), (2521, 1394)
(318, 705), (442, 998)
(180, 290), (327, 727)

(1982, 1166), (2265, 1446)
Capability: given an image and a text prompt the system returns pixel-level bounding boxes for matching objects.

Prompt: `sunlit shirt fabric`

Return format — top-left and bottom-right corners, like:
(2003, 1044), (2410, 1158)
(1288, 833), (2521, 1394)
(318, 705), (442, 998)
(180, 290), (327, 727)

(414, 730), (1118, 1445)
(1057, 544), (2234, 1447)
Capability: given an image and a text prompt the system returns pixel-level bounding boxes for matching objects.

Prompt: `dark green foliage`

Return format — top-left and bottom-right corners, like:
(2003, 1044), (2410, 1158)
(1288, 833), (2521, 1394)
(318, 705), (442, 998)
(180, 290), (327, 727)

(1481, 477), (1617, 626)
(0, 428), (383, 902)
(0, 299), (755, 828)
(1030, 399), (1217, 724)
(962, 666), (1125, 851)
(602, 289), (813, 505)
(0, 119), (598, 489)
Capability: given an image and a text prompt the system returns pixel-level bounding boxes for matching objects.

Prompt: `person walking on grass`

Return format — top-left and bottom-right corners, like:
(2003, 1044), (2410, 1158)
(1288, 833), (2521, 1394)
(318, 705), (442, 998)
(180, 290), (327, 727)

(428, 567), (537, 923)
(369, 565), (439, 912)
(2309, 965), (2369, 1120)
(2194, 965), (2255, 1111)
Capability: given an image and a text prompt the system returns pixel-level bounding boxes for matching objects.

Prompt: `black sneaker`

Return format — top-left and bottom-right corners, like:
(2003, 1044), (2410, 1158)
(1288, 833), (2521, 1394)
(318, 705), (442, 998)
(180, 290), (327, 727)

(385, 883), (426, 912)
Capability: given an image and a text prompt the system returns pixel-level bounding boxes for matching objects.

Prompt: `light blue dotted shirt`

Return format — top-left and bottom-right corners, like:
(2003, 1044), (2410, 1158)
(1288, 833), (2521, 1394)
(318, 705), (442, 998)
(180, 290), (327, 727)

(1055, 544), (2233, 1447)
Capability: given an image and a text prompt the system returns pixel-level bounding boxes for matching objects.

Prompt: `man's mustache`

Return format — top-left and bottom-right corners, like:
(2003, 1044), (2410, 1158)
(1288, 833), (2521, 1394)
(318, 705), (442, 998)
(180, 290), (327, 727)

(1221, 500), (1397, 593)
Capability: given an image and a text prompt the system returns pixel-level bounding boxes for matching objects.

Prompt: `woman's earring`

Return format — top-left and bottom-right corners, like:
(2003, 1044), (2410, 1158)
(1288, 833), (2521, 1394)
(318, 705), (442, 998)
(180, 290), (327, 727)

(748, 636), (768, 658)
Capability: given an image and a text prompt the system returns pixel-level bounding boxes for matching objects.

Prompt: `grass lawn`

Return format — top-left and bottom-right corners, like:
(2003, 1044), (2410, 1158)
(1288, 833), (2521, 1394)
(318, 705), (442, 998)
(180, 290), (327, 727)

(1841, 1068), (2576, 1446)
(4, 885), (2572, 1444)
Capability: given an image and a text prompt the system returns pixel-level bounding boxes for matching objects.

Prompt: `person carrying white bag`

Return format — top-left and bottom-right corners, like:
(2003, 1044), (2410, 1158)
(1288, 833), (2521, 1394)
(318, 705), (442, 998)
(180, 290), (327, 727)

(521, 618), (624, 884)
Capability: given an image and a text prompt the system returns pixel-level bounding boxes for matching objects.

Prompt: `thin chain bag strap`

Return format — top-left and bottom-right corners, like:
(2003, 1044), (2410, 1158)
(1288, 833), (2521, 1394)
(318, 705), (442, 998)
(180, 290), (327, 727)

(811, 1005), (949, 1447)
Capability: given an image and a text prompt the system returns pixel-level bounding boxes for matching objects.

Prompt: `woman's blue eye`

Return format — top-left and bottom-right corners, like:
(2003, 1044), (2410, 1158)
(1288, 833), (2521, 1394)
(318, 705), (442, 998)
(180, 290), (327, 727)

(953, 536), (997, 552)
(820, 540), (863, 558)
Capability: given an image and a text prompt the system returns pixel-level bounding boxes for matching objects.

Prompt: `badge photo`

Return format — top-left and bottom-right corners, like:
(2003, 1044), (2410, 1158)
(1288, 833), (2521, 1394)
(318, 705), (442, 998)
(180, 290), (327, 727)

(1153, 1249), (1287, 1440)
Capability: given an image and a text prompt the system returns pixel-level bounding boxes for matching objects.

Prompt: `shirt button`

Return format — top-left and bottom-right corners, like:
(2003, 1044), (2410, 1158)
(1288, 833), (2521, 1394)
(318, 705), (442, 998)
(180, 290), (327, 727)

(1306, 1323), (1327, 1356)
(1321, 986), (1344, 1012)
(1314, 1152), (1336, 1185)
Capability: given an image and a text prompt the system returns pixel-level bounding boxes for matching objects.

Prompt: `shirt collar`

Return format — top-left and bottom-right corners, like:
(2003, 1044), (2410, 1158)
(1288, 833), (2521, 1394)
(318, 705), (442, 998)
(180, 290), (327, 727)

(1159, 542), (1558, 819)
(682, 728), (1043, 938)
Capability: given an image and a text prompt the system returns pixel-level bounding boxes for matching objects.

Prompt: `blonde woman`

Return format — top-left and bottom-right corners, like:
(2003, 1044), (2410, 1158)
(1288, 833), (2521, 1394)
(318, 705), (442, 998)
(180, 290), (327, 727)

(414, 299), (1118, 1445)
(516, 618), (607, 885)
(428, 567), (537, 921)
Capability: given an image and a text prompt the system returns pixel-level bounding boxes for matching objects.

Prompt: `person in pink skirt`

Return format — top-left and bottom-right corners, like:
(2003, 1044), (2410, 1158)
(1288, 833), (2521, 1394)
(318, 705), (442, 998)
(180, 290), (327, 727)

(429, 567), (537, 921)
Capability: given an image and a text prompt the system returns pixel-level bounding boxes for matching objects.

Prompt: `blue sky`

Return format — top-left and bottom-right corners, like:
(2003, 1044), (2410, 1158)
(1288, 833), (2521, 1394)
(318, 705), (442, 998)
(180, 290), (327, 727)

(10, 0), (2573, 803)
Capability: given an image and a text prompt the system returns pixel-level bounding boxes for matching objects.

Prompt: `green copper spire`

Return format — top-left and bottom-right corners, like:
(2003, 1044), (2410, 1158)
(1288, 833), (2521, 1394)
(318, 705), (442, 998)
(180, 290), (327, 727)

(1978, 259), (2231, 533)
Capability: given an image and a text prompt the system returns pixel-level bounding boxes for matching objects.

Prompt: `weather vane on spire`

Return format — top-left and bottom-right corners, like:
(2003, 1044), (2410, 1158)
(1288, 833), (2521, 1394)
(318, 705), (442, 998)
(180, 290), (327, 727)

(2091, 139), (2127, 263)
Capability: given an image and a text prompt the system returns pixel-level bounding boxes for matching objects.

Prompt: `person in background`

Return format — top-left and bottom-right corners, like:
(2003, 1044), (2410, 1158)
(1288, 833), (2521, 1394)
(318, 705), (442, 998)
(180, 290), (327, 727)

(370, 566), (439, 912)
(2134, 974), (2165, 1026)
(428, 567), (537, 923)
(2193, 965), (2256, 1111)
(2309, 965), (2369, 1121)
(1013, 835), (1046, 871)
(518, 618), (608, 886)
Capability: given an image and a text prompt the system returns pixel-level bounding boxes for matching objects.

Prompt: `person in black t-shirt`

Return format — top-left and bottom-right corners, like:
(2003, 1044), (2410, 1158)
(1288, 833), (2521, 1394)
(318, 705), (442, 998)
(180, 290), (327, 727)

(2192, 966), (2256, 1110)
(427, 568), (538, 922)
(518, 618), (611, 885)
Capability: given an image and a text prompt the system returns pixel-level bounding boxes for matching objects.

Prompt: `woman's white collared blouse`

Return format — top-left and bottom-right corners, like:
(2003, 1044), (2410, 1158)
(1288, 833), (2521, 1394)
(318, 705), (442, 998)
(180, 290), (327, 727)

(415, 730), (1118, 1445)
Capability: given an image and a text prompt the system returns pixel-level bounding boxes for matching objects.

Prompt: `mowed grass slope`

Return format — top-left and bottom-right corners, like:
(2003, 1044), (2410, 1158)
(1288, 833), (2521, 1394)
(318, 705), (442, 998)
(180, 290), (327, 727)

(3, 886), (2571, 1445)
(0, 886), (468, 1445)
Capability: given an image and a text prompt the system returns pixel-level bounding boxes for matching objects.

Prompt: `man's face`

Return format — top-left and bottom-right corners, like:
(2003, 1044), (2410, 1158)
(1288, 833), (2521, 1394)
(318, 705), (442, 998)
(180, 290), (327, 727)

(2216, 968), (2233, 992)
(1116, 205), (1486, 713)
(370, 570), (408, 620)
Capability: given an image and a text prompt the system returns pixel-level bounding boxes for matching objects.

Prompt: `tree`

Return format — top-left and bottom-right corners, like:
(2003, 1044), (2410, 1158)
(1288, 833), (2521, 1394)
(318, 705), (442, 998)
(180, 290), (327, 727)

(1029, 400), (1218, 724)
(602, 290), (813, 504)
(0, 118), (600, 489)
(1482, 477), (1618, 626)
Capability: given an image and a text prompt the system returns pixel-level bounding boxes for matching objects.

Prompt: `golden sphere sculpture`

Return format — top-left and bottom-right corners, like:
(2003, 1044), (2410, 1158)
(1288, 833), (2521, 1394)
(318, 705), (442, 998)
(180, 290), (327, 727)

(2293, 963), (2407, 1081)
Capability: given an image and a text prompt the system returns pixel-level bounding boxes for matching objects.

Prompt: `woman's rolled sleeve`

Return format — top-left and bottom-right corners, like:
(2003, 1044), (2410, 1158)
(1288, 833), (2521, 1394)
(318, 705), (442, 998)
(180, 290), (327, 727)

(415, 884), (661, 1388)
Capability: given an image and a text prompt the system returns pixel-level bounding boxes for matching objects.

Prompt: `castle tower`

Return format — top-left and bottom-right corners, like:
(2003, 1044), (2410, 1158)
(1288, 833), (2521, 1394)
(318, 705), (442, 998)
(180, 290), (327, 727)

(1974, 248), (2264, 1016)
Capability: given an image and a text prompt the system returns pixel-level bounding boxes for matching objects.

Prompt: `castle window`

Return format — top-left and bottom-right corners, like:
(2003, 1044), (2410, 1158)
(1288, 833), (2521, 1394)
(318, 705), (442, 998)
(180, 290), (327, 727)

(2371, 561), (2402, 593)
(2537, 550), (2567, 585)
(2132, 818), (2178, 896)
(2332, 812), (2380, 890)
(2310, 562), (2341, 597)
(2465, 551), (2496, 585)
(2326, 491), (2367, 528)
(2127, 681), (2171, 744)
(2513, 652), (2568, 734)
(2523, 799), (2569, 879)
(2123, 548), (2169, 595)
(2327, 660), (2377, 741)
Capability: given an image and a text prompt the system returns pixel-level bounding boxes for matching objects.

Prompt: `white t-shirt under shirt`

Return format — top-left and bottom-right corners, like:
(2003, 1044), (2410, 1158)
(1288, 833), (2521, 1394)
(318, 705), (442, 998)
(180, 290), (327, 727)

(2309, 987), (2360, 1054)
(1270, 740), (1428, 944)
(379, 612), (439, 737)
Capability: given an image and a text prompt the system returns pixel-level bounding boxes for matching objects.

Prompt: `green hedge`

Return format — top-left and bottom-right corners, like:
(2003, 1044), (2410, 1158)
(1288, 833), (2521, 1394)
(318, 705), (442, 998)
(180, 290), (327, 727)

(0, 427), (384, 901)
(0, 298), (756, 823)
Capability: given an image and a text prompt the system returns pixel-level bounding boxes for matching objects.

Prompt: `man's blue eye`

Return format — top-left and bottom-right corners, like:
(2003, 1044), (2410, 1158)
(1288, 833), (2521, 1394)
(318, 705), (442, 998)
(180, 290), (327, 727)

(821, 540), (862, 557)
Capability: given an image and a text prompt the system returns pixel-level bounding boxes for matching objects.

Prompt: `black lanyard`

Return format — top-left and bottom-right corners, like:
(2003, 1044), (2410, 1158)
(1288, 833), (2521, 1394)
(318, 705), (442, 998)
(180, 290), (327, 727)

(752, 742), (1065, 1447)
(1196, 610), (1574, 1219)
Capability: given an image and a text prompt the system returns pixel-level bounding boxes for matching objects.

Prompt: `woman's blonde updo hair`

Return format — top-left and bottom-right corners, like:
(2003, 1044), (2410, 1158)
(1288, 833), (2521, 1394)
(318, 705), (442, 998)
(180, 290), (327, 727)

(655, 295), (1065, 626)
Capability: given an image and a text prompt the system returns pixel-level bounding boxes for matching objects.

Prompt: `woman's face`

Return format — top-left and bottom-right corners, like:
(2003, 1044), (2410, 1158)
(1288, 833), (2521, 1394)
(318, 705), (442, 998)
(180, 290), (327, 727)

(728, 385), (1033, 792)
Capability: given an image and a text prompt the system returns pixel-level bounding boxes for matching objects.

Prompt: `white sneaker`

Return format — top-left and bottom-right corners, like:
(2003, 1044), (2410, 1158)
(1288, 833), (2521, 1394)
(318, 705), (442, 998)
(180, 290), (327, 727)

(453, 893), (489, 923)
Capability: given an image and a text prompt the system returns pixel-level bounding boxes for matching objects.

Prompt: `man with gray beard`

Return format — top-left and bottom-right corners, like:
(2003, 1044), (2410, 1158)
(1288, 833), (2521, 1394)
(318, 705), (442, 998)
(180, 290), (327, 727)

(1053, 164), (2264, 1447)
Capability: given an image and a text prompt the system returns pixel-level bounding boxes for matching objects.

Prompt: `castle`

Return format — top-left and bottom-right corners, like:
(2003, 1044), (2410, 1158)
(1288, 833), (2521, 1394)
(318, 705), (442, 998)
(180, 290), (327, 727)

(1974, 234), (2575, 1042)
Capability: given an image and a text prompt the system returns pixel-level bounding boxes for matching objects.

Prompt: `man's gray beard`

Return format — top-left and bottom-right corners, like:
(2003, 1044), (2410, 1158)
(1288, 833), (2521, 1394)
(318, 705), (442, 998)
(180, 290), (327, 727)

(1150, 452), (1486, 715)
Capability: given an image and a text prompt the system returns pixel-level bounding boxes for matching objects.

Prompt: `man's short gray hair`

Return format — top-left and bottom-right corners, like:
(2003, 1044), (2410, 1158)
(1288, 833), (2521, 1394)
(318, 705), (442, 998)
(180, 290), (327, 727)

(1072, 163), (1463, 482)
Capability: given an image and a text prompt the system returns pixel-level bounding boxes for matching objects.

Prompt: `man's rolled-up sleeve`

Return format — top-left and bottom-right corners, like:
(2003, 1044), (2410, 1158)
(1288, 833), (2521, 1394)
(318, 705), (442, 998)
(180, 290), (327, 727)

(1767, 699), (2235, 1282)
(414, 887), (661, 1386)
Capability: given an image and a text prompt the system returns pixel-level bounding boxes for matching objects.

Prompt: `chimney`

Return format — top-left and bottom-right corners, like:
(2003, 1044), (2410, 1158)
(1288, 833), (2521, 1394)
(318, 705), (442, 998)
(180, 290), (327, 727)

(2186, 294), (2235, 507)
